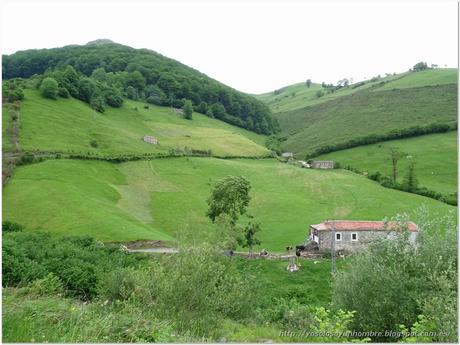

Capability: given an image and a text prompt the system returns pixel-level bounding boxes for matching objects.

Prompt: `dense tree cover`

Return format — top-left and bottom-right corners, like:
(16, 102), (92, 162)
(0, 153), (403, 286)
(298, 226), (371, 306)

(2, 42), (278, 134)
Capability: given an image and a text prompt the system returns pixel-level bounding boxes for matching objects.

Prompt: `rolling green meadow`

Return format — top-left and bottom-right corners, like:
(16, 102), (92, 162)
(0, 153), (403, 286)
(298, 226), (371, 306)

(3, 157), (454, 250)
(17, 89), (268, 157)
(2, 37), (458, 343)
(316, 131), (458, 195)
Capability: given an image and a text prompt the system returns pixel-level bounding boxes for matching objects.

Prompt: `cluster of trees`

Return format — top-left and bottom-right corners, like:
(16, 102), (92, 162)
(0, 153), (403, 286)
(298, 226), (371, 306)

(412, 61), (429, 72)
(32, 65), (124, 113)
(306, 122), (456, 159)
(2, 42), (278, 134)
(318, 78), (351, 96)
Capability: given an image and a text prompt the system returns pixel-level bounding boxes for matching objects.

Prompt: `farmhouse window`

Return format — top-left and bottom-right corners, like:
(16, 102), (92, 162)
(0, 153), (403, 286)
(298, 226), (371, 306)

(351, 232), (358, 241)
(335, 232), (342, 241)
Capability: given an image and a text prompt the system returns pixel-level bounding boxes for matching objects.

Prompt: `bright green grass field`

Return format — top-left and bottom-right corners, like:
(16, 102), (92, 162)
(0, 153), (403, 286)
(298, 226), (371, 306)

(377, 68), (457, 91)
(316, 131), (458, 195)
(14, 89), (268, 157)
(3, 158), (454, 250)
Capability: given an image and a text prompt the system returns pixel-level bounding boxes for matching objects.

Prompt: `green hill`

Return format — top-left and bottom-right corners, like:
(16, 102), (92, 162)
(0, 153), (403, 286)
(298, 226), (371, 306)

(259, 69), (457, 158)
(3, 157), (454, 250)
(6, 89), (269, 157)
(315, 131), (457, 195)
(256, 73), (406, 113)
(3, 41), (277, 134)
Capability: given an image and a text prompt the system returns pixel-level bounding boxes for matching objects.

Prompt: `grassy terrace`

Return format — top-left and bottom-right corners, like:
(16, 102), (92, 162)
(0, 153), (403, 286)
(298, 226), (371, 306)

(14, 89), (269, 158)
(316, 131), (457, 195)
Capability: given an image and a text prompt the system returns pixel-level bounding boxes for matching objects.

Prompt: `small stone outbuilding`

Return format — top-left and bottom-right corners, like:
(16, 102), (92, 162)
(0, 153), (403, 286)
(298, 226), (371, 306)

(143, 135), (158, 144)
(311, 160), (334, 169)
(309, 220), (418, 253)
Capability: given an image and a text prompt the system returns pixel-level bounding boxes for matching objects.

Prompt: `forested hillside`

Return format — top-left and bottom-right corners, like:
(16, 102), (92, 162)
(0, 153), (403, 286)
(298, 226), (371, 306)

(2, 40), (278, 134)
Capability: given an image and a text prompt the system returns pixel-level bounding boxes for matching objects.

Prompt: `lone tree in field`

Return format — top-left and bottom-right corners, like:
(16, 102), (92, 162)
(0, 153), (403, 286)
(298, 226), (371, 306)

(389, 148), (402, 183)
(39, 77), (59, 99)
(183, 100), (193, 120)
(306, 79), (312, 88)
(239, 222), (262, 255)
(206, 176), (251, 225)
(403, 161), (418, 192)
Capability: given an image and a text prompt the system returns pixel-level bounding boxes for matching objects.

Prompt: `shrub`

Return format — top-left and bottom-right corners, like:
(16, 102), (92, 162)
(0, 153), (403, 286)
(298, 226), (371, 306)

(98, 268), (138, 302)
(39, 77), (59, 99)
(152, 244), (255, 336)
(17, 153), (35, 165)
(27, 273), (65, 296)
(316, 90), (324, 98)
(103, 89), (123, 107)
(58, 87), (70, 98)
(89, 139), (98, 148)
(2, 221), (23, 232)
(182, 99), (193, 120)
(90, 96), (105, 113)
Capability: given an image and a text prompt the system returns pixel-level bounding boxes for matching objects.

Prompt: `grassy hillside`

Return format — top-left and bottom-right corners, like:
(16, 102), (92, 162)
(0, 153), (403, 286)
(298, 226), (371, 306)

(4, 157), (454, 250)
(258, 69), (457, 158)
(13, 89), (268, 157)
(377, 68), (457, 90)
(277, 84), (456, 158)
(315, 131), (457, 195)
(256, 73), (406, 113)
(3, 41), (277, 134)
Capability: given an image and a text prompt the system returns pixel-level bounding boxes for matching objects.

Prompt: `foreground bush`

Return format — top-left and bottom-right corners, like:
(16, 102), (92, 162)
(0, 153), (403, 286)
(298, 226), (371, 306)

(332, 211), (457, 342)
(2, 232), (143, 299)
(151, 244), (256, 337)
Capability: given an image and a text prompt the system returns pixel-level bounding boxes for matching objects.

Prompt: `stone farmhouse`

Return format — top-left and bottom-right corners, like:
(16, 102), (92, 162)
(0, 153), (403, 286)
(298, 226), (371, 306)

(311, 160), (334, 169)
(308, 220), (419, 253)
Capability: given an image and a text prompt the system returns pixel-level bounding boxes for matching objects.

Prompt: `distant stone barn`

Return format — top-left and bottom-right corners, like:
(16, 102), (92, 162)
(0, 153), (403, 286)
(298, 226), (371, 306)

(308, 220), (419, 253)
(311, 160), (334, 169)
(143, 135), (158, 144)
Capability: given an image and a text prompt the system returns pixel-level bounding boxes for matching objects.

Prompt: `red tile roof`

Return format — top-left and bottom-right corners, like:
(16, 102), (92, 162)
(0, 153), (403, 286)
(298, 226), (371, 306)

(311, 220), (418, 232)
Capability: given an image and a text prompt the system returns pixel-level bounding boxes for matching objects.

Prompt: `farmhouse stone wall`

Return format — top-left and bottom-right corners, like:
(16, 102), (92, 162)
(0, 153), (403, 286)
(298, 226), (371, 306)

(317, 230), (417, 252)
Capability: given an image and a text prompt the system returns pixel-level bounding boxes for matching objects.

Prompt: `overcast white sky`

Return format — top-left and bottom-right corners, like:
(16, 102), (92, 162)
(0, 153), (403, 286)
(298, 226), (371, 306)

(1, 0), (457, 94)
